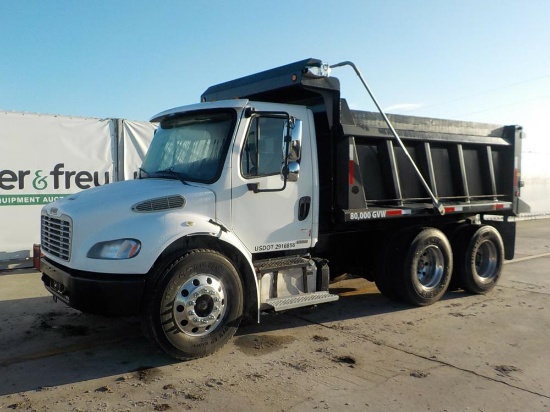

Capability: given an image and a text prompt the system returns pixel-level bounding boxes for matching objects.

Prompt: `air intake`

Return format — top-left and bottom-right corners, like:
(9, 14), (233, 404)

(132, 195), (185, 213)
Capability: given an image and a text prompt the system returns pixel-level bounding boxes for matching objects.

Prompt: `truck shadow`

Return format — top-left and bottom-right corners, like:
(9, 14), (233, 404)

(237, 285), (467, 336)
(0, 295), (170, 396)
(0, 287), (467, 396)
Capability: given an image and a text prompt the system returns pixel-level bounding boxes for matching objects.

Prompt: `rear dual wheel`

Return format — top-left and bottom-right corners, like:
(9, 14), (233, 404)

(376, 227), (452, 306)
(451, 225), (504, 294)
(376, 224), (504, 305)
(374, 234), (401, 301)
(394, 228), (453, 306)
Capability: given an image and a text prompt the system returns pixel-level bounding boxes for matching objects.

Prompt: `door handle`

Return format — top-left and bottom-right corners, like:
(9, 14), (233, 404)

(298, 196), (311, 221)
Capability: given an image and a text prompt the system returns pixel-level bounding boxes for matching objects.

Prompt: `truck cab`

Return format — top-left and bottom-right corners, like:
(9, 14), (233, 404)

(41, 94), (336, 360)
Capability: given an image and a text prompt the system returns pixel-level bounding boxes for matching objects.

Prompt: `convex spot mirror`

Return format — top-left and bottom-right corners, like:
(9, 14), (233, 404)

(282, 119), (302, 162)
(281, 162), (300, 182)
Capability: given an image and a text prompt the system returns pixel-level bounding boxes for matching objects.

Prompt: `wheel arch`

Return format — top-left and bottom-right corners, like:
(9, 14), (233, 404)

(145, 234), (259, 322)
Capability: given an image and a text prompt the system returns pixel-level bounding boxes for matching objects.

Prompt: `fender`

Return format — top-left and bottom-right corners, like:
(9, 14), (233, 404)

(156, 218), (261, 322)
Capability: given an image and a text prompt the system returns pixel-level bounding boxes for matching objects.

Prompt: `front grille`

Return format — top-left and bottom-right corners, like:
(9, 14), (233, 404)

(41, 215), (72, 261)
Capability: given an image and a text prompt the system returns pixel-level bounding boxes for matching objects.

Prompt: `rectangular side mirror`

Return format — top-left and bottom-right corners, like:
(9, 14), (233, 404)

(283, 119), (302, 162)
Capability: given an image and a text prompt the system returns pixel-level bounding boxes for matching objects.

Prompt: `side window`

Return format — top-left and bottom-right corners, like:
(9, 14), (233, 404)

(241, 117), (285, 177)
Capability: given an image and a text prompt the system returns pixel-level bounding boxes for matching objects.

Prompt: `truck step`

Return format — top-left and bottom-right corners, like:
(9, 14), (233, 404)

(254, 256), (310, 273)
(265, 291), (339, 312)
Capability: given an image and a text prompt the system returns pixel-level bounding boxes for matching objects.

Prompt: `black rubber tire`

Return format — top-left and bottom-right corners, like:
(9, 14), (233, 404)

(453, 225), (504, 294)
(141, 249), (243, 360)
(374, 233), (402, 301)
(393, 227), (453, 306)
(443, 222), (470, 291)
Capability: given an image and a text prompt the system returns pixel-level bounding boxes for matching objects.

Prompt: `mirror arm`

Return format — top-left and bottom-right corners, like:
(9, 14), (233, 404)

(247, 179), (288, 193)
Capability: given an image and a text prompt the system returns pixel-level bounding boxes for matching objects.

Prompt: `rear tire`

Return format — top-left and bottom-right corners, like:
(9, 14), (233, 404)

(393, 227), (453, 306)
(142, 249), (243, 360)
(453, 225), (504, 294)
(443, 222), (469, 291)
(374, 233), (402, 301)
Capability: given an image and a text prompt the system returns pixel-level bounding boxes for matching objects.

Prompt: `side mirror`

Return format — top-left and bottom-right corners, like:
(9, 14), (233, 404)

(283, 119), (302, 162)
(283, 162), (300, 182)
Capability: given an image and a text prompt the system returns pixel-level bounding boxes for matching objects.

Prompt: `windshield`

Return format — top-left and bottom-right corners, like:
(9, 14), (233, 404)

(141, 110), (236, 183)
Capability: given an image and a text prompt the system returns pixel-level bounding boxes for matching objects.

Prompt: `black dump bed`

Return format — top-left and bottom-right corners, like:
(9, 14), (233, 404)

(202, 58), (526, 225)
(336, 104), (524, 222)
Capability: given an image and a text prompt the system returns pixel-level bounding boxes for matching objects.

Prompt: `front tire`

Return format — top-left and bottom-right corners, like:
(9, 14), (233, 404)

(142, 249), (243, 360)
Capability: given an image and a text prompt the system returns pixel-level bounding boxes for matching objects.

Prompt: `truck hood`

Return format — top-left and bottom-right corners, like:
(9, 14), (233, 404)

(42, 178), (215, 221)
(41, 178), (218, 272)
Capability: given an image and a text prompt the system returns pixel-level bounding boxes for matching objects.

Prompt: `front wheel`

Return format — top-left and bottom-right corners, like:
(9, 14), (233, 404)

(142, 249), (243, 360)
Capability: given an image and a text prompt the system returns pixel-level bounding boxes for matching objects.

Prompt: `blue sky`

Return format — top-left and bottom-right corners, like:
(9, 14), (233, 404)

(1, 1), (549, 153)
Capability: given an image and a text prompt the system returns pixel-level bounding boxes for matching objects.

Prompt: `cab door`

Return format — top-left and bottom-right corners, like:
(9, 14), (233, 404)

(230, 105), (315, 254)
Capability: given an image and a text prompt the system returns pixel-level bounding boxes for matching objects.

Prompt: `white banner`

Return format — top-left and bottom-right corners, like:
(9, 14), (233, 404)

(0, 112), (116, 260)
(119, 120), (156, 180)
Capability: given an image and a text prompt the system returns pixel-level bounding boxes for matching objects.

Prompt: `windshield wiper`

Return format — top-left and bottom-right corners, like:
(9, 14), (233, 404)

(151, 167), (189, 185)
(138, 167), (149, 179)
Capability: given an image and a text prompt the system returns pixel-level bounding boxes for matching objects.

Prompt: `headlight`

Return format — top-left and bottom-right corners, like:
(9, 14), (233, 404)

(87, 239), (141, 260)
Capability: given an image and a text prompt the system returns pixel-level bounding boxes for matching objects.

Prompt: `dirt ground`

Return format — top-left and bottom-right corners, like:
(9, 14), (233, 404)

(1, 219), (549, 411)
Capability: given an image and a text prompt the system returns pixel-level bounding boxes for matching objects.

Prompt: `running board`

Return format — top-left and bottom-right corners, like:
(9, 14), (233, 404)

(265, 291), (339, 312)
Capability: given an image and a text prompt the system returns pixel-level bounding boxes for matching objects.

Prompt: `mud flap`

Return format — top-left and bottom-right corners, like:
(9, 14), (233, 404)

(481, 218), (516, 260)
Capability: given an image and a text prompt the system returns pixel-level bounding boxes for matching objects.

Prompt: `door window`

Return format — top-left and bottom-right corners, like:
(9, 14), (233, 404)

(241, 117), (285, 178)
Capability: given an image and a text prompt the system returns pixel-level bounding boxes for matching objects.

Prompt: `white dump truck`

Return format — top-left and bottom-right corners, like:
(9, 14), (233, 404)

(40, 59), (526, 359)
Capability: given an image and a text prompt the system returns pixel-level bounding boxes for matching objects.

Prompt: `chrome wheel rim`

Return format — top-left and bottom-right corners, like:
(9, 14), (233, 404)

(415, 245), (445, 292)
(170, 273), (226, 337)
(474, 241), (498, 284)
